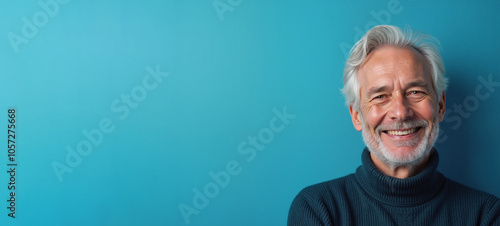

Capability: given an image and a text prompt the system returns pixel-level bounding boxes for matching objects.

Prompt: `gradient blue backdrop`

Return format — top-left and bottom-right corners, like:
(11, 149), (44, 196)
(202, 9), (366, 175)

(1, 0), (499, 225)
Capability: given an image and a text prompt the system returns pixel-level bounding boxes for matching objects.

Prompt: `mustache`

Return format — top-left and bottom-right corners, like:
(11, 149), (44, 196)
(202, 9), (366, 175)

(375, 119), (429, 133)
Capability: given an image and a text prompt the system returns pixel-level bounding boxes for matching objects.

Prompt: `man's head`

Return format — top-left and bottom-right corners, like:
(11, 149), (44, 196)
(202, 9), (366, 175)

(342, 25), (447, 169)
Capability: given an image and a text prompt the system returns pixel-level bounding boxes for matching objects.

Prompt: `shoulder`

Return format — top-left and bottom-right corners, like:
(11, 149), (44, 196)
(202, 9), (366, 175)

(296, 174), (356, 200)
(287, 174), (358, 225)
(444, 178), (500, 203)
(442, 177), (500, 224)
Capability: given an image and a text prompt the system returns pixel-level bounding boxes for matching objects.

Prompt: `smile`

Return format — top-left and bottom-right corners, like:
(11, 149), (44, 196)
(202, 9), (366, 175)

(383, 127), (420, 136)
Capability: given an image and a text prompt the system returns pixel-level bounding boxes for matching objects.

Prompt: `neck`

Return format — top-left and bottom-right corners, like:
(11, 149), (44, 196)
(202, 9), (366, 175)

(370, 152), (430, 179)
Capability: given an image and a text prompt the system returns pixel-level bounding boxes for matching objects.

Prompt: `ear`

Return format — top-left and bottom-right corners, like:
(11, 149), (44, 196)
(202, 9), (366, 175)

(437, 91), (446, 122)
(349, 105), (363, 131)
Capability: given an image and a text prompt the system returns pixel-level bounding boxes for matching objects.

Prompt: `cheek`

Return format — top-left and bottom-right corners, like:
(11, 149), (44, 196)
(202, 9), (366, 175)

(410, 99), (437, 121)
(362, 104), (387, 131)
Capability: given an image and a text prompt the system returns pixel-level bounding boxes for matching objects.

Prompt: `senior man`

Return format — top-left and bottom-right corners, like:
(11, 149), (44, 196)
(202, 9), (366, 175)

(288, 25), (500, 225)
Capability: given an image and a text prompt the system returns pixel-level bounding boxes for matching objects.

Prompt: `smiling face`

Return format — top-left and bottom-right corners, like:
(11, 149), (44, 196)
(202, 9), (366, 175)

(349, 45), (446, 168)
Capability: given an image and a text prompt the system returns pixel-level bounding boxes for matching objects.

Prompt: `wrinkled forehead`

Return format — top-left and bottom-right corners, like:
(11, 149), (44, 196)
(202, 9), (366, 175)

(358, 46), (431, 88)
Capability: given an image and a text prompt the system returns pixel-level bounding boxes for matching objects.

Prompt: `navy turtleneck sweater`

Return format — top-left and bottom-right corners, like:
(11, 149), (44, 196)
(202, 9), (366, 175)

(288, 148), (500, 225)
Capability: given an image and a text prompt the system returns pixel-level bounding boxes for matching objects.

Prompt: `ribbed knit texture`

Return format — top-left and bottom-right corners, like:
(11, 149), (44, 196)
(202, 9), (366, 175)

(288, 148), (500, 225)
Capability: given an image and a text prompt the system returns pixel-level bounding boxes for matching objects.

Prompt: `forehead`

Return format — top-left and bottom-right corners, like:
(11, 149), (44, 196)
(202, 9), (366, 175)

(359, 46), (429, 87)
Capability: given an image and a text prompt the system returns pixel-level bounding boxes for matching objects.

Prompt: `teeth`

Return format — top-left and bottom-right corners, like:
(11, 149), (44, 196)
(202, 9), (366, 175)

(386, 128), (417, 136)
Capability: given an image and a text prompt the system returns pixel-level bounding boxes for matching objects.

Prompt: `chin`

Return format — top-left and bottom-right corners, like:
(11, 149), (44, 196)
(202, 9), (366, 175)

(362, 123), (439, 168)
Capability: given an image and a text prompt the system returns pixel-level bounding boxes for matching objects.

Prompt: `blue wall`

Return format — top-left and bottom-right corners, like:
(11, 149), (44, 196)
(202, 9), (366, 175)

(1, 0), (499, 225)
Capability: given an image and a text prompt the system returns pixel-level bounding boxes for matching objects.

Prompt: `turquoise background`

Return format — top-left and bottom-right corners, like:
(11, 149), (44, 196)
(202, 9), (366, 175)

(1, 0), (499, 225)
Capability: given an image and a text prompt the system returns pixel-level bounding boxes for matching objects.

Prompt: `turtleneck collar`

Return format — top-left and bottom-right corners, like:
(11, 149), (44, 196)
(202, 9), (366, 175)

(355, 148), (445, 207)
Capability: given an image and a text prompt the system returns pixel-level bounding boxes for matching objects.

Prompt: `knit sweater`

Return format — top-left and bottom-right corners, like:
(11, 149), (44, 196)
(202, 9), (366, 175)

(288, 148), (500, 225)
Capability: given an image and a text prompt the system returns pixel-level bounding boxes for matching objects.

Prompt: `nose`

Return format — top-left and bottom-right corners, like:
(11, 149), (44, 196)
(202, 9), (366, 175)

(388, 92), (413, 121)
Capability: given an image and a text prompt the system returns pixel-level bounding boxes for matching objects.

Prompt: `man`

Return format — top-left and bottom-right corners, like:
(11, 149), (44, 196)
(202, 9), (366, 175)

(288, 25), (500, 225)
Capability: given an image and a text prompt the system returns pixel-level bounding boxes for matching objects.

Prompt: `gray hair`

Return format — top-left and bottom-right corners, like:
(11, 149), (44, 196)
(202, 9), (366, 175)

(342, 25), (447, 109)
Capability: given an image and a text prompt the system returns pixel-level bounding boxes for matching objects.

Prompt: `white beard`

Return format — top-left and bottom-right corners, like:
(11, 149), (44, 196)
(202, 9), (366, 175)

(361, 116), (439, 169)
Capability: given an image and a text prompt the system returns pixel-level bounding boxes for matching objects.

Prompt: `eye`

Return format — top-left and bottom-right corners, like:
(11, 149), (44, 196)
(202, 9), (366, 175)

(407, 90), (426, 99)
(371, 94), (388, 102)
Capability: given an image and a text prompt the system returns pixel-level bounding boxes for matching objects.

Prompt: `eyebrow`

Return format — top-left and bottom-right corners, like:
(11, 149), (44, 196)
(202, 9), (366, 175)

(366, 86), (390, 97)
(406, 81), (429, 88)
(366, 81), (429, 97)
